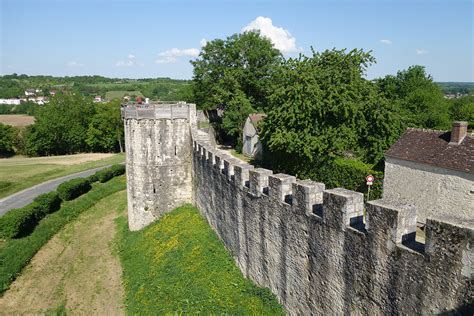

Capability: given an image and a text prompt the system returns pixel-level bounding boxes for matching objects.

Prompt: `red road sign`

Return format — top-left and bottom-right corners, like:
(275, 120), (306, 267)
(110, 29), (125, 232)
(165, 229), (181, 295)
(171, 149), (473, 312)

(366, 175), (374, 184)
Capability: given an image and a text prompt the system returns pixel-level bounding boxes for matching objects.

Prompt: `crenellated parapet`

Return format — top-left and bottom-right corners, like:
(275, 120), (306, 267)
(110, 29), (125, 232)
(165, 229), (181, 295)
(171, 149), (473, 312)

(191, 128), (474, 315)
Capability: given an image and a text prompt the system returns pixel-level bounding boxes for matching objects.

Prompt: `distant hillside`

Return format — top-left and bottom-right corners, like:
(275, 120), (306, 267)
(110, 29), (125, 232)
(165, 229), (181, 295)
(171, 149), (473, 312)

(436, 82), (474, 94)
(0, 74), (193, 102)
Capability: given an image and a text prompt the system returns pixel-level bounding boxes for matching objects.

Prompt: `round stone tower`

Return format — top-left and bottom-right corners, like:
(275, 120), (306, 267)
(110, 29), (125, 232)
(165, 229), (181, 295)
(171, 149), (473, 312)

(122, 102), (197, 230)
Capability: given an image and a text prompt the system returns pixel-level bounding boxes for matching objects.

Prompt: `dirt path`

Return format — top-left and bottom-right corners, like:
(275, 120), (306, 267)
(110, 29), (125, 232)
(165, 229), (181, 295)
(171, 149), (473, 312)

(0, 190), (127, 315)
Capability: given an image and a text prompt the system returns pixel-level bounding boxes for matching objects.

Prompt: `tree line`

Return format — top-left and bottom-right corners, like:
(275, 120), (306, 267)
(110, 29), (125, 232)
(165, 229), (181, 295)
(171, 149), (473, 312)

(0, 94), (123, 157)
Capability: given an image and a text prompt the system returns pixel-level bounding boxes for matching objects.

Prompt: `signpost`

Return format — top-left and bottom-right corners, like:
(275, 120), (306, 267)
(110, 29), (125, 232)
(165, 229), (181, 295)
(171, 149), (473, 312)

(366, 175), (374, 201)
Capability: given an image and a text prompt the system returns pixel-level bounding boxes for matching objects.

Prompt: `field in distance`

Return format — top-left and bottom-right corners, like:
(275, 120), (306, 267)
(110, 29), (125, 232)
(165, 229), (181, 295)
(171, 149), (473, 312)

(105, 90), (144, 100)
(0, 153), (124, 199)
(0, 114), (35, 127)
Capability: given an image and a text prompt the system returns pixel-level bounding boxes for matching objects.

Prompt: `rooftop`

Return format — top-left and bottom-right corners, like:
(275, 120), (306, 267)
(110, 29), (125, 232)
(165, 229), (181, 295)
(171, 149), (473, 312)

(385, 127), (474, 174)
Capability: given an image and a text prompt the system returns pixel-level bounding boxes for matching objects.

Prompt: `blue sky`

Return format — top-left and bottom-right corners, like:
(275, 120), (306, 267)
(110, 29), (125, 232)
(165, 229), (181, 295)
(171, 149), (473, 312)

(1, 0), (473, 81)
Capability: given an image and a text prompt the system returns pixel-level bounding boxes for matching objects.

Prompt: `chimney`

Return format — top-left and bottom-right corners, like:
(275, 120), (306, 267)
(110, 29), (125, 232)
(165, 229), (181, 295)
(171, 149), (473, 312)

(449, 121), (468, 145)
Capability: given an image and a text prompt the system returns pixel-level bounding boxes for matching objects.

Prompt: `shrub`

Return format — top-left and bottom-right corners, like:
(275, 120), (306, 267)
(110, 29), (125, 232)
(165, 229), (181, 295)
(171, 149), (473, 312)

(57, 177), (92, 201)
(33, 191), (61, 214)
(0, 205), (43, 239)
(87, 174), (99, 184)
(95, 169), (114, 183)
(316, 158), (383, 199)
(110, 164), (126, 176)
(0, 192), (62, 239)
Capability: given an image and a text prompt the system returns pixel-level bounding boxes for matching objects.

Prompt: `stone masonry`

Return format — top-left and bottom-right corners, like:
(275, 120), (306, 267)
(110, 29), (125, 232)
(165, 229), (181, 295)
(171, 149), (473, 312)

(123, 103), (473, 314)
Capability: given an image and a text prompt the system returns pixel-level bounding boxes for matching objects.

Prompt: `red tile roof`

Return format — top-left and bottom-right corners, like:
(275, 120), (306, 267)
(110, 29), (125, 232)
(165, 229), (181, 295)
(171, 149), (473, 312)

(385, 128), (474, 174)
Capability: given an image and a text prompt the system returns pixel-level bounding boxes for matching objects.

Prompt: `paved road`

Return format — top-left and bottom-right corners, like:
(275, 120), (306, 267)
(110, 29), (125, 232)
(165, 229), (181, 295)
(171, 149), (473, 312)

(0, 166), (110, 217)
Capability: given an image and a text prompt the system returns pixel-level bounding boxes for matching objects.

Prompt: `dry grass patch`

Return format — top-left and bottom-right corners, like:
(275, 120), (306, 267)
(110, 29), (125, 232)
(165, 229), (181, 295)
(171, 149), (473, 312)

(0, 114), (35, 127)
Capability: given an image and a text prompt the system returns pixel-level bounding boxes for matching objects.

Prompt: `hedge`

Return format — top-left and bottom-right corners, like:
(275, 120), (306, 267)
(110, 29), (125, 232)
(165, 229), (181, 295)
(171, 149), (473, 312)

(0, 176), (126, 293)
(0, 192), (62, 239)
(57, 177), (92, 201)
(33, 192), (61, 214)
(94, 164), (125, 183)
(315, 158), (383, 200)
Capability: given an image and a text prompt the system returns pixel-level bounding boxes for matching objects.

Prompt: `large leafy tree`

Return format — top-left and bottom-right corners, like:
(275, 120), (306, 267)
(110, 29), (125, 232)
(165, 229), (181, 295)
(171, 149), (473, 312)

(0, 123), (16, 157)
(25, 94), (95, 156)
(260, 49), (402, 177)
(86, 100), (124, 153)
(376, 65), (450, 129)
(191, 31), (282, 148)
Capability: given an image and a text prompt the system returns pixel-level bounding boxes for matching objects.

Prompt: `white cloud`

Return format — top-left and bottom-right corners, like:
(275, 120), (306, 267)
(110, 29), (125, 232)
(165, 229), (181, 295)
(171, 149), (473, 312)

(116, 54), (143, 67)
(242, 16), (301, 54)
(416, 49), (428, 55)
(380, 39), (392, 45)
(66, 61), (84, 67)
(155, 48), (200, 64)
(200, 38), (208, 47)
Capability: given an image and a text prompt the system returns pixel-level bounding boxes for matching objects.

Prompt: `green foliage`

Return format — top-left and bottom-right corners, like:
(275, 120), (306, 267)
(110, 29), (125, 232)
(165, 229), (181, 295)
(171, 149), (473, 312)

(0, 205), (42, 239)
(0, 176), (126, 293)
(317, 158), (383, 200)
(86, 100), (124, 153)
(0, 192), (61, 239)
(376, 65), (450, 129)
(116, 204), (283, 314)
(57, 177), (92, 201)
(33, 191), (62, 214)
(0, 123), (16, 157)
(25, 94), (95, 156)
(448, 95), (474, 128)
(192, 31), (282, 145)
(94, 169), (114, 183)
(261, 48), (402, 174)
(110, 164), (126, 176)
(437, 82), (474, 95)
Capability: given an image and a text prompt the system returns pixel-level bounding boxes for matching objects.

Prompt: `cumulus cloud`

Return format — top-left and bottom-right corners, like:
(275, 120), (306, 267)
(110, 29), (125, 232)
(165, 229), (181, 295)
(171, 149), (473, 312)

(66, 61), (84, 67)
(155, 48), (200, 64)
(416, 49), (428, 55)
(116, 54), (142, 67)
(380, 39), (392, 45)
(242, 16), (301, 54)
(200, 38), (208, 47)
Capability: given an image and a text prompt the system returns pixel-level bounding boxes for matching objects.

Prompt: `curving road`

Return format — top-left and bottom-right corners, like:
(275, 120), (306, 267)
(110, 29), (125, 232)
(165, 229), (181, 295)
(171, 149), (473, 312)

(0, 166), (111, 217)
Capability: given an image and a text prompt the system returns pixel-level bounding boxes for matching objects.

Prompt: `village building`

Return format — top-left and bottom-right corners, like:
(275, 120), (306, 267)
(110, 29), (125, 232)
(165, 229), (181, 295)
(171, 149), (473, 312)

(242, 114), (266, 160)
(383, 121), (473, 223)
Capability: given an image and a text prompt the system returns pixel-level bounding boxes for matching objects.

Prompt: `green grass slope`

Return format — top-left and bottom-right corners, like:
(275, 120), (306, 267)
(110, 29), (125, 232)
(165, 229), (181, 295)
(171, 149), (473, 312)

(116, 204), (284, 315)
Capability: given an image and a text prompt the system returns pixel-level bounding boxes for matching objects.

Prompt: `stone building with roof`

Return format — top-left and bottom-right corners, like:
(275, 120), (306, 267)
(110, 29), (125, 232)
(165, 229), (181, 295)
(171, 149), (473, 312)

(383, 121), (473, 223)
(242, 114), (266, 160)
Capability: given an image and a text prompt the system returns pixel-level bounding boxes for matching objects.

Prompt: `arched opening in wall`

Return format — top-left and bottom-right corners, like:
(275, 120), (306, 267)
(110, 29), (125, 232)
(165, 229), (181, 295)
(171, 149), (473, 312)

(175, 146), (177, 156)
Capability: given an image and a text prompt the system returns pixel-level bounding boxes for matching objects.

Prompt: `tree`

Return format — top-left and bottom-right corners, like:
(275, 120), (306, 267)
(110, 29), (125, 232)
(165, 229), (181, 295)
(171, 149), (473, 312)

(0, 123), (16, 157)
(260, 48), (401, 178)
(86, 100), (124, 152)
(191, 31), (282, 148)
(376, 65), (450, 129)
(25, 94), (95, 156)
(448, 96), (474, 128)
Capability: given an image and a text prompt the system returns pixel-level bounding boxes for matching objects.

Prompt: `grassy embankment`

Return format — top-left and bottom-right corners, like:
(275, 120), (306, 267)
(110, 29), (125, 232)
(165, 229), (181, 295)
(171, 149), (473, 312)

(116, 204), (284, 314)
(0, 176), (126, 294)
(0, 153), (124, 199)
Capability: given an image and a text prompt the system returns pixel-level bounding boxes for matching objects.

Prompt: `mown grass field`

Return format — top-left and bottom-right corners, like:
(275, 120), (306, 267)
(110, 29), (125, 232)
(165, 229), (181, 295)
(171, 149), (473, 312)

(0, 153), (124, 199)
(105, 90), (144, 100)
(116, 204), (284, 315)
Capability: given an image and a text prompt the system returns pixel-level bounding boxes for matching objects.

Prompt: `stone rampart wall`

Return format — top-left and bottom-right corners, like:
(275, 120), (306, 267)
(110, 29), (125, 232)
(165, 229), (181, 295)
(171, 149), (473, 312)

(191, 129), (473, 315)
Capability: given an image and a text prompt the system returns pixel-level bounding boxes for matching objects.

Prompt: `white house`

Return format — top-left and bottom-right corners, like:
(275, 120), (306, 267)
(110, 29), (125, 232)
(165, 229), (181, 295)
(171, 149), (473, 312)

(25, 89), (36, 96)
(0, 99), (21, 105)
(242, 114), (266, 160)
(383, 121), (473, 223)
